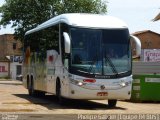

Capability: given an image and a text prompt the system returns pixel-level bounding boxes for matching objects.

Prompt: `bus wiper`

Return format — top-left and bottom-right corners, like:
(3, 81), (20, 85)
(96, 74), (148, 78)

(105, 55), (119, 76)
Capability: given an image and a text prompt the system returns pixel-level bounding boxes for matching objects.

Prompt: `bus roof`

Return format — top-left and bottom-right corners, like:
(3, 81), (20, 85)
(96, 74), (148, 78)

(25, 13), (128, 35)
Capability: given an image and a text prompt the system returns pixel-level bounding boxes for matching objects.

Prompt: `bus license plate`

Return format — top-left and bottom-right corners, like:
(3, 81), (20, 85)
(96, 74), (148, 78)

(97, 92), (108, 96)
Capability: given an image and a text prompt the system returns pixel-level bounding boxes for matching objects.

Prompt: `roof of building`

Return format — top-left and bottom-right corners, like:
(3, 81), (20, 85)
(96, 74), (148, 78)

(153, 13), (160, 21)
(0, 34), (13, 36)
(26, 13), (128, 35)
(132, 30), (160, 36)
(0, 57), (10, 62)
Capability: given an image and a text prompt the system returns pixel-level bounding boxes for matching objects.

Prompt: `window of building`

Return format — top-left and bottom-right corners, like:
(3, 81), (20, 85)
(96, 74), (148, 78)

(13, 43), (17, 50)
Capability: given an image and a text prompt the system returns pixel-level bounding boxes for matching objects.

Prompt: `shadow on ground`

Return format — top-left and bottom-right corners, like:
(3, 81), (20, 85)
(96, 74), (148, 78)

(13, 94), (127, 111)
(122, 100), (160, 104)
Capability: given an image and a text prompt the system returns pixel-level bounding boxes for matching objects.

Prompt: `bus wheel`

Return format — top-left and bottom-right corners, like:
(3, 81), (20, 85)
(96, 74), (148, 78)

(108, 99), (117, 108)
(28, 80), (34, 96)
(28, 79), (37, 96)
(56, 80), (65, 105)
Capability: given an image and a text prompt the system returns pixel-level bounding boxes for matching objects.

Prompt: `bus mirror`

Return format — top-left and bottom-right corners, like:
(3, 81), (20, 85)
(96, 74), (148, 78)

(63, 32), (71, 53)
(130, 35), (141, 58)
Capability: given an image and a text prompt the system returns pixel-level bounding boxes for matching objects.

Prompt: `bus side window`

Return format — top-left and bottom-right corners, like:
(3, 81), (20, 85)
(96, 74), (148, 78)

(46, 25), (59, 53)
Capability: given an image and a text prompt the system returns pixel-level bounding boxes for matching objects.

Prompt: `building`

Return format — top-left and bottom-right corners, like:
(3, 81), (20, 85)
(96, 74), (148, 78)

(133, 30), (160, 49)
(132, 30), (160, 62)
(0, 34), (22, 79)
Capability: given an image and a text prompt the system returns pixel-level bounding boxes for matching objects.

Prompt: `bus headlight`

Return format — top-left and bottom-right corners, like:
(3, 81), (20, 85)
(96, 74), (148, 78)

(120, 81), (130, 87)
(70, 79), (86, 86)
(120, 82), (126, 87)
(77, 82), (83, 86)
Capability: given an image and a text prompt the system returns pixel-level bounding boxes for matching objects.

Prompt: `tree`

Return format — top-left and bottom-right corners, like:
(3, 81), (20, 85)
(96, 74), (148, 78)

(0, 0), (107, 41)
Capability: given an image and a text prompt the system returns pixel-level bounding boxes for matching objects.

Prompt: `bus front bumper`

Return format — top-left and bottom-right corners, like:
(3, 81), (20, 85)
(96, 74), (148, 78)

(67, 83), (131, 100)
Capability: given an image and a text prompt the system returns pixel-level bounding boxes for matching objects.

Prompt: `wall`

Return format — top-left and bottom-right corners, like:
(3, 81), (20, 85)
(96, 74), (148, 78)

(132, 30), (160, 57)
(0, 35), (6, 60)
(10, 55), (22, 80)
(5, 34), (22, 56)
(0, 62), (9, 78)
(0, 34), (22, 79)
(10, 62), (22, 80)
(0, 34), (22, 59)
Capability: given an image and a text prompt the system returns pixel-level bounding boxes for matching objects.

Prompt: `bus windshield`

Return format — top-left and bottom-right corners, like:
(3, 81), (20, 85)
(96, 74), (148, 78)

(70, 27), (131, 78)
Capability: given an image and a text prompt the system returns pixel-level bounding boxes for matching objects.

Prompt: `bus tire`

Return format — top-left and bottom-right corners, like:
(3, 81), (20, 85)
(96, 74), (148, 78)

(108, 99), (117, 108)
(28, 79), (34, 96)
(27, 75), (30, 89)
(56, 79), (65, 105)
(28, 76), (36, 96)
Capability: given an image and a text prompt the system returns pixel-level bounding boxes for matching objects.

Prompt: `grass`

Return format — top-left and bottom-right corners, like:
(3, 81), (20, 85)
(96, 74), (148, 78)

(0, 76), (11, 81)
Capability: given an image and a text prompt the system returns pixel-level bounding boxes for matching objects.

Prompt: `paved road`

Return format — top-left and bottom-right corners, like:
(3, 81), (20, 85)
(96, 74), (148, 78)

(0, 80), (160, 120)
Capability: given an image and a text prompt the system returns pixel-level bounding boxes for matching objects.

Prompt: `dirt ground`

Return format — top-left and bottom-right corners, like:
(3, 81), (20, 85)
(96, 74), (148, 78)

(0, 80), (159, 120)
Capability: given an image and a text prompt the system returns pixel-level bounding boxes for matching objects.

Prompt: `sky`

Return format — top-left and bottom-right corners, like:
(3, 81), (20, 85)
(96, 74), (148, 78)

(107, 0), (160, 34)
(0, 0), (160, 35)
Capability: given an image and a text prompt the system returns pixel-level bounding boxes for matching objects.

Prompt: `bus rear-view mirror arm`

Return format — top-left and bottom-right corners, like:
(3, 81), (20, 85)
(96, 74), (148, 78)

(63, 32), (71, 54)
(130, 35), (141, 58)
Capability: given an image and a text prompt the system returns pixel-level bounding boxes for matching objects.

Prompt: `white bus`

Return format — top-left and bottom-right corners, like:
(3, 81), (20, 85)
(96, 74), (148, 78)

(23, 13), (141, 107)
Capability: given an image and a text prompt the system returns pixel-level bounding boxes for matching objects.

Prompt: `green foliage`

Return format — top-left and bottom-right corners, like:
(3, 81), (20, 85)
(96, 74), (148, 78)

(0, 0), (107, 41)
(0, 76), (10, 80)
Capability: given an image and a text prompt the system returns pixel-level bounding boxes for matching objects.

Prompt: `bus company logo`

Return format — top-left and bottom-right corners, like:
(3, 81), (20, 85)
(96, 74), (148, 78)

(100, 85), (105, 90)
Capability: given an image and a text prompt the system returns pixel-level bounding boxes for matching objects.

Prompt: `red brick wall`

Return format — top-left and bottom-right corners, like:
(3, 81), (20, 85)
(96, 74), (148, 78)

(132, 31), (160, 56)
(135, 32), (160, 49)
(0, 34), (22, 60)
(0, 35), (6, 60)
